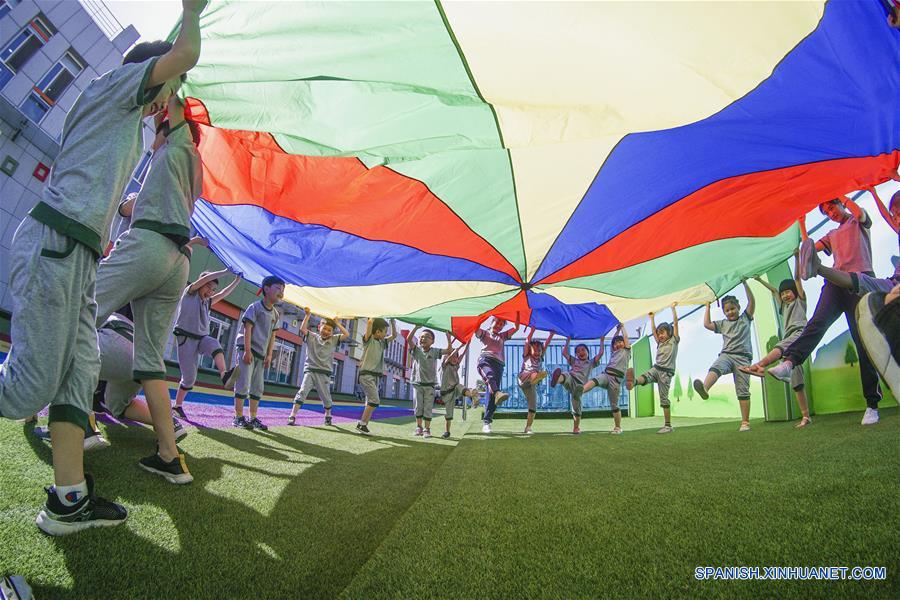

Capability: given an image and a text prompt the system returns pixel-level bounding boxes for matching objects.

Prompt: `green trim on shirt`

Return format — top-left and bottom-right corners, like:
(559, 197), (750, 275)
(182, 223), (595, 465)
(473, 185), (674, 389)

(29, 202), (102, 256)
(167, 120), (188, 135)
(132, 219), (191, 247)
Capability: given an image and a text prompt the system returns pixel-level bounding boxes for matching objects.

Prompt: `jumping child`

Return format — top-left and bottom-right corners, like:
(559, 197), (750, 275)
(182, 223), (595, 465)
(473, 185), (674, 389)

(518, 326), (554, 434)
(551, 338), (603, 434)
(584, 323), (630, 434)
(355, 317), (397, 435)
(628, 304), (680, 434)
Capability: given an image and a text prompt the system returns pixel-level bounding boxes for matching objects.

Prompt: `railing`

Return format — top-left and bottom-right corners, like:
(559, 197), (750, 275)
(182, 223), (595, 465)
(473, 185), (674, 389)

(77, 0), (124, 40)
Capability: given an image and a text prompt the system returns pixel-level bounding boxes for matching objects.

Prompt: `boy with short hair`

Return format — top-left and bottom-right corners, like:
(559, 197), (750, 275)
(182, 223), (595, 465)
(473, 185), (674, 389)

(628, 304), (680, 434)
(289, 309), (350, 427)
(476, 317), (519, 434)
(550, 338), (603, 435)
(172, 269), (242, 418)
(0, 1), (205, 535)
(233, 276), (285, 430)
(407, 327), (453, 438)
(583, 323), (631, 434)
(93, 95), (203, 483)
(741, 251), (812, 428)
(355, 317), (397, 435)
(772, 195), (884, 425)
(694, 283), (756, 432)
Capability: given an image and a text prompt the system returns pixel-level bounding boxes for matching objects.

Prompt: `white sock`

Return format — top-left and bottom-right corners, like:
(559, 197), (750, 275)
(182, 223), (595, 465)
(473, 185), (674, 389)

(55, 481), (88, 507)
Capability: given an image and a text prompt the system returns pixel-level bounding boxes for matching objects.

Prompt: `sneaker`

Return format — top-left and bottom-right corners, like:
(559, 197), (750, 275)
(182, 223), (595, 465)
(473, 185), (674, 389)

(739, 422), (751, 432)
(767, 362), (793, 383)
(572, 427), (581, 435)
(795, 417), (812, 428)
(861, 407), (880, 426)
(287, 415), (296, 426)
(441, 431), (451, 439)
(611, 427), (623, 435)
(233, 415), (251, 429)
(172, 405), (187, 420)
(139, 452), (193, 484)
(355, 423), (371, 435)
(798, 237), (820, 280)
(423, 429), (432, 439)
(82, 432), (110, 451)
(625, 368), (635, 391)
(173, 419), (188, 442)
(413, 427), (423, 437)
(222, 365), (240, 388)
(35, 474), (127, 536)
(495, 391), (509, 405)
(482, 423), (492, 434)
(248, 416), (268, 431)
(856, 291), (899, 400)
(692, 379), (710, 400)
(324, 415), (332, 426)
(524, 427), (534, 435)
(550, 368), (562, 388)
(657, 425), (673, 434)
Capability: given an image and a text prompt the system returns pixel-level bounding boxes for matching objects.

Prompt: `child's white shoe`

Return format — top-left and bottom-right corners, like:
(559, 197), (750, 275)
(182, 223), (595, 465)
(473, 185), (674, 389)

(523, 427), (534, 435)
(861, 408), (880, 426)
(656, 425), (673, 434)
(482, 423), (492, 434)
(610, 427), (623, 435)
(423, 429), (431, 439)
(413, 427), (423, 436)
(739, 422), (751, 432)
(767, 362), (793, 383)
(798, 237), (820, 280)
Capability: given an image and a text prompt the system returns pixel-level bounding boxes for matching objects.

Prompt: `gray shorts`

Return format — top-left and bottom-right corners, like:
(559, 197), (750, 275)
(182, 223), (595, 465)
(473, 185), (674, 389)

(517, 379), (538, 413)
(176, 334), (224, 388)
(851, 272), (898, 295)
(234, 350), (265, 400)
(591, 372), (623, 412)
(358, 373), (381, 407)
(413, 383), (436, 420)
(295, 370), (333, 408)
(709, 353), (751, 400)
(441, 384), (464, 419)
(98, 326), (141, 418)
(0, 217), (99, 426)
(775, 329), (803, 354)
(561, 373), (585, 416)
(95, 227), (189, 381)
(637, 366), (673, 407)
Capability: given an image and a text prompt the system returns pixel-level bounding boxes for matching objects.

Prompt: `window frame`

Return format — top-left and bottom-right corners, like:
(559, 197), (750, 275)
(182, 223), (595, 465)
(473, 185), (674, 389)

(20, 49), (84, 124)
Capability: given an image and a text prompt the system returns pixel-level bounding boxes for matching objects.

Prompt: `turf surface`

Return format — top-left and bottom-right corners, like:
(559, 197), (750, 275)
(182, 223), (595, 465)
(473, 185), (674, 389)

(1, 406), (898, 598)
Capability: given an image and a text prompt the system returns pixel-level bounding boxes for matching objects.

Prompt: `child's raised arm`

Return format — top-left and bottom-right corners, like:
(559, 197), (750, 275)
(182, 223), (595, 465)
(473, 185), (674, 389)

(188, 268), (229, 295)
(300, 308), (312, 337)
(743, 280), (756, 318)
(619, 323), (631, 349)
(441, 332), (454, 356)
(793, 250), (806, 301)
(210, 273), (241, 305)
(649, 311), (659, 343)
(562, 337), (571, 362)
(387, 319), (398, 342)
(753, 275), (778, 298)
(671, 302), (680, 339)
(868, 187), (899, 234)
(593, 338), (604, 364)
(363, 317), (374, 343)
(149, 0), (206, 88)
(703, 303), (715, 331)
(544, 331), (555, 351)
(407, 325), (420, 348)
(334, 318), (351, 340)
(839, 194), (866, 223)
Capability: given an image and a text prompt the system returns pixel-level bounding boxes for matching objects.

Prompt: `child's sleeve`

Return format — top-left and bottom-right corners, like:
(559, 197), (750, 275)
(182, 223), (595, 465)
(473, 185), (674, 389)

(819, 231), (833, 256)
(241, 304), (256, 325)
(744, 311), (753, 323)
(858, 208), (872, 229)
(712, 319), (722, 333)
(101, 59), (161, 111)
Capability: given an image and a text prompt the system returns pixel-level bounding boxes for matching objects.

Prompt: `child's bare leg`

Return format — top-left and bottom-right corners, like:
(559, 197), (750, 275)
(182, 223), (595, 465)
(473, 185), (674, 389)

(213, 352), (227, 376)
(702, 371), (718, 392)
(573, 414), (581, 429)
(582, 380), (596, 393)
(753, 347), (783, 370)
(445, 417), (451, 434)
(795, 388), (811, 424)
(423, 418), (431, 432)
(818, 265), (854, 290)
(50, 422), (85, 486)
(249, 398), (259, 420)
(235, 396), (245, 417)
(663, 406), (671, 426)
(526, 410), (535, 430)
(144, 379), (178, 461)
(360, 404), (376, 425)
(123, 399), (153, 425)
(739, 399), (751, 424)
(173, 385), (189, 408)
(613, 410), (621, 429)
(416, 416), (423, 429)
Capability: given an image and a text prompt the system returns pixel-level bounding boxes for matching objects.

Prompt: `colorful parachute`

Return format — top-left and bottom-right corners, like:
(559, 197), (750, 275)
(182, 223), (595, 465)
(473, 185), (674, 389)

(181, 0), (899, 339)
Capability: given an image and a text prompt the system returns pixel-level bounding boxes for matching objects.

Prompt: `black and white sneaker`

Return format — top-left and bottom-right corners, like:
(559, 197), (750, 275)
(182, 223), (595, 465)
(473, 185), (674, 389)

(856, 291), (899, 400)
(287, 415), (296, 426)
(233, 415), (251, 429)
(35, 473), (128, 536)
(248, 416), (268, 431)
(172, 405), (187, 420)
(222, 365), (240, 388)
(355, 423), (371, 435)
(173, 419), (189, 442)
(324, 415), (332, 426)
(139, 452), (193, 484)
(441, 431), (451, 439)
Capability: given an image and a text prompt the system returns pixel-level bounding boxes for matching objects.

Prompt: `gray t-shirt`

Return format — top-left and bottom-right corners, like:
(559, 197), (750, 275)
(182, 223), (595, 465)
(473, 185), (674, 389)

(304, 331), (343, 373)
(35, 59), (158, 255)
(410, 346), (443, 385)
(521, 352), (543, 373)
(131, 122), (202, 247)
(567, 354), (600, 384)
(713, 313), (753, 358)
(108, 198), (133, 248)
(606, 347), (631, 375)
(236, 301), (280, 358)
(173, 286), (211, 337)
(476, 328), (514, 363)
(655, 336), (680, 370)
(820, 210), (873, 273)
(359, 336), (387, 376)
(441, 359), (461, 390)
(778, 297), (807, 337)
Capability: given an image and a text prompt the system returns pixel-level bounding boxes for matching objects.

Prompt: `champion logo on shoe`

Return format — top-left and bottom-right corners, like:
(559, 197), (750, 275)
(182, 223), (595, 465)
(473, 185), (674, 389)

(64, 491), (82, 504)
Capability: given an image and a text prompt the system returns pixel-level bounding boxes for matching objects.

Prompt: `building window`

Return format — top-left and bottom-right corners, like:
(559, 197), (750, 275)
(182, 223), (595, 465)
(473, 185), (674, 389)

(0, 14), (56, 87)
(21, 50), (84, 123)
(199, 312), (234, 371)
(0, 0), (20, 20)
(264, 338), (296, 385)
(331, 359), (343, 393)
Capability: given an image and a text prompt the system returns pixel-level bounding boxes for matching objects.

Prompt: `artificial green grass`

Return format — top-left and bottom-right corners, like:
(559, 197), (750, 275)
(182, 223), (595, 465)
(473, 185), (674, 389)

(1, 409), (898, 598)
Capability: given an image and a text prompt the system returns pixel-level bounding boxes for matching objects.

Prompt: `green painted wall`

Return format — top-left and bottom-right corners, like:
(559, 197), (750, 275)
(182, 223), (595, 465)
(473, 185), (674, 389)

(631, 336), (654, 417)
